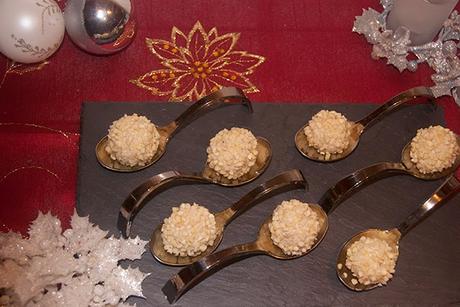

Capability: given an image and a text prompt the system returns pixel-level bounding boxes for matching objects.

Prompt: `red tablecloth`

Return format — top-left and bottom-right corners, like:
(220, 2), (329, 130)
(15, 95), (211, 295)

(1, 0), (459, 234)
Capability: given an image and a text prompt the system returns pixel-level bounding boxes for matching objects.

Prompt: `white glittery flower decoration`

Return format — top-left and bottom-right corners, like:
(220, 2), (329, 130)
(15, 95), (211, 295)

(0, 211), (149, 306)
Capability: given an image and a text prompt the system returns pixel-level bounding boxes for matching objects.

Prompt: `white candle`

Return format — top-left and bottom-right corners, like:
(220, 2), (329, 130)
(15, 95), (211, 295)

(387, 0), (459, 45)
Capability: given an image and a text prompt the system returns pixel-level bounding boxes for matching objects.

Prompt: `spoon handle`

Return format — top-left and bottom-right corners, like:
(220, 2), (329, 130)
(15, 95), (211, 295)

(118, 170), (211, 237)
(319, 162), (409, 214)
(397, 175), (460, 237)
(162, 242), (263, 304)
(356, 87), (434, 129)
(218, 169), (307, 225)
(166, 87), (252, 137)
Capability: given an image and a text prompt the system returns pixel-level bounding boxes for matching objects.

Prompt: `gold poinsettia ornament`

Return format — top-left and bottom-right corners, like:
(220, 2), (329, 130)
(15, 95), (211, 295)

(130, 21), (265, 101)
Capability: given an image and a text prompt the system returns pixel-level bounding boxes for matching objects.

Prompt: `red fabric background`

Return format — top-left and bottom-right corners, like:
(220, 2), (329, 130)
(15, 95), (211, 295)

(1, 0), (459, 234)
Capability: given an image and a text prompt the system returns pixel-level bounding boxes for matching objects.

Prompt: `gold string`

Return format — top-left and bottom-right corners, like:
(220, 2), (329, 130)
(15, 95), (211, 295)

(0, 60), (50, 90)
(0, 123), (78, 187)
(0, 61), (8, 89)
(0, 166), (61, 185)
(0, 122), (80, 147)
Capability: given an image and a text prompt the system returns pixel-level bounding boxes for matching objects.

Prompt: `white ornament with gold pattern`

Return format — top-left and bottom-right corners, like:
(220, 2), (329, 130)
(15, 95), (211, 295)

(0, 0), (65, 63)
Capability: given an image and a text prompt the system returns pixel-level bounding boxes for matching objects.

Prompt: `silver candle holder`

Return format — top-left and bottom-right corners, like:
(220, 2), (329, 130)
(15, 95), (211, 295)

(354, 0), (460, 106)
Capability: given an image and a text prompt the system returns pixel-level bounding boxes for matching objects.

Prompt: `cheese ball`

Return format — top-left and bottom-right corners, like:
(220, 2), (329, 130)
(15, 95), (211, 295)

(207, 127), (258, 179)
(105, 114), (160, 167)
(304, 110), (352, 159)
(161, 203), (217, 257)
(268, 199), (321, 256)
(345, 236), (398, 286)
(409, 125), (459, 174)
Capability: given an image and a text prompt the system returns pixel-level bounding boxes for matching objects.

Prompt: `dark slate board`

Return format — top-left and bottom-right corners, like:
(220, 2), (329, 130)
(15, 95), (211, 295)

(78, 102), (460, 306)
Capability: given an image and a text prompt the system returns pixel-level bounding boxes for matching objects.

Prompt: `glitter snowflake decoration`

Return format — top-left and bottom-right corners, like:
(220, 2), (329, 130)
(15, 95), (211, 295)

(353, 0), (460, 106)
(0, 211), (149, 306)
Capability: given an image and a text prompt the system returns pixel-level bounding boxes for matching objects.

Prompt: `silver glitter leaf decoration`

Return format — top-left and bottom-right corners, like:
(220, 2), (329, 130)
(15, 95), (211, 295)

(353, 8), (383, 44)
(372, 29), (411, 72)
(443, 11), (460, 41)
(381, 0), (393, 11)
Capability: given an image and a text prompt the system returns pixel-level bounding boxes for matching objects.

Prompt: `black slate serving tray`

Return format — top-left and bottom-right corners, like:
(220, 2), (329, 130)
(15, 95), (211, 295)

(78, 101), (460, 306)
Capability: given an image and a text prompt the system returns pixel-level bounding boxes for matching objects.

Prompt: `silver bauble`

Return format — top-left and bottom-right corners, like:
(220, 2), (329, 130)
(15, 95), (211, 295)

(64, 0), (135, 55)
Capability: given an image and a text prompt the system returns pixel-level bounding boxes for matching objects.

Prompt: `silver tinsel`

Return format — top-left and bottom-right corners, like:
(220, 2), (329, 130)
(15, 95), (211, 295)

(353, 0), (460, 106)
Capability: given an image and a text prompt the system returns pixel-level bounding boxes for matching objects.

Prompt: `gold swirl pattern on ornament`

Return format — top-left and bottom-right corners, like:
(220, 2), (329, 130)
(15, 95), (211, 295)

(35, 0), (61, 34)
(130, 21), (265, 102)
(0, 166), (61, 185)
(0, 60), (50, 90)
(0, 122), (79, 147)
(11, 34), (61, 58)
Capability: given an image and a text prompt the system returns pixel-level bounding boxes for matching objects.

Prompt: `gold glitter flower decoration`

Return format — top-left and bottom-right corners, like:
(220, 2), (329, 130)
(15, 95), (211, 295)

(130, 21), (265, 101)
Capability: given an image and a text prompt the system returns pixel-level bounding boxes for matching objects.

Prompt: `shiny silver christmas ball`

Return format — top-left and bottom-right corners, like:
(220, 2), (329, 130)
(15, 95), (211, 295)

(64, 0), (135, 55)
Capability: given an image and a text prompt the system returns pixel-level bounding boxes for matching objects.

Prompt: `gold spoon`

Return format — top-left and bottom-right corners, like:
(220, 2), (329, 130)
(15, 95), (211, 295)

(96, 87), (252, 172)
(118, 136), (272, 237)
(336, 174), (460, 291)
(150, 169), (307, 266)
(161, 203), (328, 303)
(319, 134), (460, 214)
(295, 86), (434, 162)
(159, 130), (457, 301)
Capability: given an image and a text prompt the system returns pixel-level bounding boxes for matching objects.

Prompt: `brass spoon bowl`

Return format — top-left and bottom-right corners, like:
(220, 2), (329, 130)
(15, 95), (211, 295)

(162, 203), (329, 303)
(295, 121), (363, 162)
(201, 137), (272, 187)
(150, 169), (307, 266)
(118, 137), (272, 237)
(96, 87), (252, 172)
(319, 134), (460, 214)
(336, 175), (460, 291)
(295, 86), (434, 162)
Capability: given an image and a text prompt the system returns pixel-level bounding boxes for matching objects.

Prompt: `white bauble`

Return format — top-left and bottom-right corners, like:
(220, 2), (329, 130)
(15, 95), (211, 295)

(0, 0), (65, 63)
